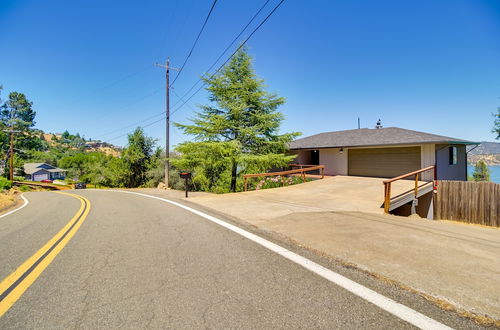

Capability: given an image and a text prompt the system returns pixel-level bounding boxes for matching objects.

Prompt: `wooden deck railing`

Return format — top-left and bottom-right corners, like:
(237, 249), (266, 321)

(243, 165), (325, 192)
(383, 165), (436, 213)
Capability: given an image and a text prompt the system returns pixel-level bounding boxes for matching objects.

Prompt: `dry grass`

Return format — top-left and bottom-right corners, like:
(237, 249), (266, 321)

(0, 189), (19, 213)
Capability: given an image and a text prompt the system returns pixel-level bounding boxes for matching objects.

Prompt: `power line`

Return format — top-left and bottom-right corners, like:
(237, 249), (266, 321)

(169, 0), (219, 87)
(170, 0), (272, 110)
(95, 85), (186, 140)
(70, 64), (153, 105)
(94, 110), (165, 139)
(171, 88), (197, 113)
(105, 116), (166, 143)
(102, 0), (286, 142)
(171, 0), (286, 116)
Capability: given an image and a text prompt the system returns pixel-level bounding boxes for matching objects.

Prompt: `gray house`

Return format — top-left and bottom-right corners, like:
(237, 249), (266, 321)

(23, 163), (67, 181)
(289, 127), (478, 181)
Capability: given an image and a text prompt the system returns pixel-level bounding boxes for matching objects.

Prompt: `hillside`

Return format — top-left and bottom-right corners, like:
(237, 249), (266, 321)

(468, 141), (500, 155)
(468, 141), (500, 166)
(41, 132), (121, 157)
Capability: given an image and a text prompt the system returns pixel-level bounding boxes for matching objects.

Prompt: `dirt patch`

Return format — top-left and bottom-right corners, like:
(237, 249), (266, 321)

(0, 189), (22, 214)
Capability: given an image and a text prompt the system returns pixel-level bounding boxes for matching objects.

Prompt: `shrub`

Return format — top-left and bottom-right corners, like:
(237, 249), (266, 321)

(19, 185), (32, 192)
(0, 177), (12, 191)
(14, 176), (25, 181)
(253, 175), (310, 191)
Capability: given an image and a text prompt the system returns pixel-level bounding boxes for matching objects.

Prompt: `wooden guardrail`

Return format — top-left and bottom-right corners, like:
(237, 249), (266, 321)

(13, 181), (71, 190)
(383, 166), (436, 213)
(243, 165), (325, 192)
(289, 164), (320, 169)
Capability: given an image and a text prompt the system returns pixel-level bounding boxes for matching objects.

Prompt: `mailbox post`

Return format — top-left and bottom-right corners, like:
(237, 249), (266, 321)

(179, 172), (191, 198)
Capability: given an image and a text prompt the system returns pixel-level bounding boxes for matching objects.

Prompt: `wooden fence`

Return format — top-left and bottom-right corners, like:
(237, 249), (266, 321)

(434, 180), (499, 227)
(243, 165), (325, 192)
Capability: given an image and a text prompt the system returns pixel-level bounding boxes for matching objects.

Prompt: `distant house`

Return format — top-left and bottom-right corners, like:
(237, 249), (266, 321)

(23, 163), (67, 181)
(289, 127), (478, 181)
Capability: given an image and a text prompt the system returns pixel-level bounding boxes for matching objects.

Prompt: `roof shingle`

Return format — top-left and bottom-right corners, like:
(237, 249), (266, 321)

(289, 127), (477, 150)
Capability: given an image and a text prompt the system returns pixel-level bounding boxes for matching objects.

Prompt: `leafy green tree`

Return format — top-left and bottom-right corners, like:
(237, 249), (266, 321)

(493, 108), (500, 140)
(174, 48), (299, 192)
(472, 160), (490, 182)
(62, 130), (70, 140)
(104, 157), (129, 187)
(121, 127), (157, 187)
(59, 153), (90, 179)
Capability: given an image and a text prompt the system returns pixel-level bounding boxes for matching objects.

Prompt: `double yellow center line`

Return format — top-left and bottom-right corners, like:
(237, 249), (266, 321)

(0, 192), (91, 317)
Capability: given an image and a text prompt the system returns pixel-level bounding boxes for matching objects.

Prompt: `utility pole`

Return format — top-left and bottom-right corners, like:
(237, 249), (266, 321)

(9, 130), (13, 181)
(155, 59), (179, 188)
(2, 128), (19, 181)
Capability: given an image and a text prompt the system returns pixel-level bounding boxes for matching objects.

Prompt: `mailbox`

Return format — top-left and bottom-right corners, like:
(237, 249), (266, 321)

(180, 172), (191, 179)
(179, 172), (192, 198)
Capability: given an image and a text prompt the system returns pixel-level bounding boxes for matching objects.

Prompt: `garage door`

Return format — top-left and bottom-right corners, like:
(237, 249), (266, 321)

(348, 147), (421, 178)
(33, 173), (49, 181)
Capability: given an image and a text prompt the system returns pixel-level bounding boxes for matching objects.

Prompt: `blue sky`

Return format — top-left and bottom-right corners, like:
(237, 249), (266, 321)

(0, 0), (499, 147)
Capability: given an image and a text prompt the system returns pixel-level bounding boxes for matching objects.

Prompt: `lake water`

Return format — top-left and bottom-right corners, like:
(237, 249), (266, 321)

(467, 165), (500, 183)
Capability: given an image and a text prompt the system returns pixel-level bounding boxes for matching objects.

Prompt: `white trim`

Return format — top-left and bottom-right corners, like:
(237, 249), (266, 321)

(0, 194), (29, 219)
(87, 189), (451, 330)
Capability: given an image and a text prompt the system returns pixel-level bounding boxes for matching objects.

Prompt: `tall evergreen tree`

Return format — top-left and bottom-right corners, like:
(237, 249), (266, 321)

(493, 108), (500, 140)
(0, 90), (37, 175)
(175, 48), (299, 192)
(472, 160), (490, 182)
(1, 91), (36, 130)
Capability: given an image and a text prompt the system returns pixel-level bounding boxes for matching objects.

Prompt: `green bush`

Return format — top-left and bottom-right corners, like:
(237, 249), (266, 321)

(0, 177), (12, 191)
(253, 175), (310, 191)
(13, 176), (25, 181)
(19, 185), (32, 192)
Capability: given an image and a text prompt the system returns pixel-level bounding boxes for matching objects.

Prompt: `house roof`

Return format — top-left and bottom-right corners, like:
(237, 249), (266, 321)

(289, 127), (478, 150)
(23, 163), (66, 175)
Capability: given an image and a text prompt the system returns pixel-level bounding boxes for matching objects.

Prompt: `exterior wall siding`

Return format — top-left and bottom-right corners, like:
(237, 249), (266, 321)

(319, 148), (347, 175)
(421, 144), (435, 181)
(435, 144), (467, 181)
(290, 150), (312, 165)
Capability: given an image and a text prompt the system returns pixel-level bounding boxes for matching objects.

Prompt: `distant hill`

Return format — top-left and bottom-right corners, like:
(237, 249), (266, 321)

(468, 141), (500, 155)
(468, 141), (500, 166)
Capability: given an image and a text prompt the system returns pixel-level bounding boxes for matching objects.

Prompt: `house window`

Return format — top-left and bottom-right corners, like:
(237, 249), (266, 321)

(449, 146), (457, 165)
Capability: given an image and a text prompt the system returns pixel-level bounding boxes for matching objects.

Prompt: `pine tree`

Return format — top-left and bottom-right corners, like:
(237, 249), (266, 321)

(493, 108), (500, 140)
(174, 48), (300, 192)
(472, 160), (490, 182)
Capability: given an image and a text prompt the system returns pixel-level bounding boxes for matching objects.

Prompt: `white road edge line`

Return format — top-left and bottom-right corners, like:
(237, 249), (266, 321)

(93, 189), (453, 330)
(0, 194), (29, 219)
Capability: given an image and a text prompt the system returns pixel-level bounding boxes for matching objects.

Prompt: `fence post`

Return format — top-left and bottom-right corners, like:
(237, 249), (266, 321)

(384, 182), (391, 213)
(414, 173), (419, 197)
(321, 167), (324, 179)
(244, 177), (248, 192)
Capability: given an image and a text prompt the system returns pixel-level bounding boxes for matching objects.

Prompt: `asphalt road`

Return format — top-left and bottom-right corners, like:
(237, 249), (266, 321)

(0, 190), (486, 329)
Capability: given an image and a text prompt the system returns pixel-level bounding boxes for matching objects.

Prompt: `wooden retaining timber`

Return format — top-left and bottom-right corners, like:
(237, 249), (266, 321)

(383, 166), (436, 213)
(434, 180), (499, 227)
(243, 165), (325, 192)
(13, 181), (71, 190)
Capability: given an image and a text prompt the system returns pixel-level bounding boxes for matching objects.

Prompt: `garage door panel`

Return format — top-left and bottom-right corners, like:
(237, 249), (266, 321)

(33, 174), (49, 181)
(348, 147), (420, 178)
